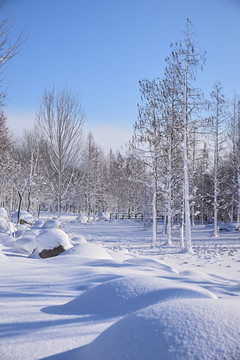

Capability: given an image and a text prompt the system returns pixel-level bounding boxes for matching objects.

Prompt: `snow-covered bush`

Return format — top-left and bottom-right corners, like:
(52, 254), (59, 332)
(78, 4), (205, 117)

(34, 228), (72, 258)
(97, 211), (110, 221)
(76, 214), (88, 223)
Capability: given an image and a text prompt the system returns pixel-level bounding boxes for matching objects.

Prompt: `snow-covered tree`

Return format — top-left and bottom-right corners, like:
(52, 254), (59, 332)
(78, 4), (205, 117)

(133, 79), (163, 246)
(175, 19), (206, 252)
(210, 81), (227, 236)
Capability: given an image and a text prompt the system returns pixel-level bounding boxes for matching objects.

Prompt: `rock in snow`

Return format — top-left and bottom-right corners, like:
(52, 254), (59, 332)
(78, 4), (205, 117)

(34, 228), (72, 258)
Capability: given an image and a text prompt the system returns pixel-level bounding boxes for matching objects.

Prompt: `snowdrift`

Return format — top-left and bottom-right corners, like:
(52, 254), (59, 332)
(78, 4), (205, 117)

(77, 298), (240, 360)
(62, 243), (112, 260)
(43, 275), (216, 316)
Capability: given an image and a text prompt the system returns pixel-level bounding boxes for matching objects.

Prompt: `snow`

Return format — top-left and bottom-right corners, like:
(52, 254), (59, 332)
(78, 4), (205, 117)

(0, 216), (240, 359)
(77, 299), (240, 360)
(43, 275), (216, 317)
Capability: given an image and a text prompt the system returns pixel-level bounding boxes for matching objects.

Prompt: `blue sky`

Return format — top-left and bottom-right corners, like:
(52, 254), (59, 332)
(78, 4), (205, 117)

(3, 0), (240, 151)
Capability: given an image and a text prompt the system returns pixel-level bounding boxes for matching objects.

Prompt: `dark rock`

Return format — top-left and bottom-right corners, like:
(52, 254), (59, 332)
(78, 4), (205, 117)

(39, 245), (65, 259)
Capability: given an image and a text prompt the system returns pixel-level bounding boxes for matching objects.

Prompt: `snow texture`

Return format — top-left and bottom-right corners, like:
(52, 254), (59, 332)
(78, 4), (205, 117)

(0, 216), (240, 360)
(77, 299), (240, 360)
(43, 275), (216, 317)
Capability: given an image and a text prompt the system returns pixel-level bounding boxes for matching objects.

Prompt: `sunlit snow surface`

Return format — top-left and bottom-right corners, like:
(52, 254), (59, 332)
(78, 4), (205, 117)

(0, 214), (240, 359)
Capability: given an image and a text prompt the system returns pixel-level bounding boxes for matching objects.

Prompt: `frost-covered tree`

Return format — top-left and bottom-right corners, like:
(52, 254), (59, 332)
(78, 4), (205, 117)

(37, 87), (85, 217)
(175, 19), (206, 252)
(210, 81), (227, 236)
(133, 79), (163, 246)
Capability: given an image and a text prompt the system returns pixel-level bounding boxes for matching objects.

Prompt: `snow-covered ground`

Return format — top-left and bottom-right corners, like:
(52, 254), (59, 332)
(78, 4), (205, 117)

(0, 213), (240, 359)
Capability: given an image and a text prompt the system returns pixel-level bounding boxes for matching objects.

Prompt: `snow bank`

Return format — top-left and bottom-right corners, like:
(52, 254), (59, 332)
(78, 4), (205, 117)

(43, 276), (216, 316)
(78, 298), (240, 360)
(62, 243), (112, 260)
(34, 228), (72, 257)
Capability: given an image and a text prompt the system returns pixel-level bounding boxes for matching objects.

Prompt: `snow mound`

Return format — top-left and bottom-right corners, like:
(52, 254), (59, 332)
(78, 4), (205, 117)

(71, 235), (87, 244)
(43, 276), (216, 316)
(78, 298), (240, 360)
(12, 211), (35, 224)
(32, 219), (45, 229)
(13, 237), (36, 254)
(0, 207), (9, 219)
(76, 214), (88, 223)
(125, 256), (178, 274)
(62, 243), (112, 260)
(42, 219), (60, 229)
(35, 228), (72, 255)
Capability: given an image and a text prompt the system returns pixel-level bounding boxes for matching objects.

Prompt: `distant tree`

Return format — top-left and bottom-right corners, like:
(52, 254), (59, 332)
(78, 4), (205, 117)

(133, 79), (163, 246)
(37, 87), (85, 218)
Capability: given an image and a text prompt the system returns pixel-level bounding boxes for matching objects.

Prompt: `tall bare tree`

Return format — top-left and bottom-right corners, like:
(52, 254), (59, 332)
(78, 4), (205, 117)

(37, 88), (85, 218)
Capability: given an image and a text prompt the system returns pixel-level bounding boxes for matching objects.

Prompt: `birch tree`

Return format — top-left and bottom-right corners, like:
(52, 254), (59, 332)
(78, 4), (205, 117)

(37, 88), (85, 218)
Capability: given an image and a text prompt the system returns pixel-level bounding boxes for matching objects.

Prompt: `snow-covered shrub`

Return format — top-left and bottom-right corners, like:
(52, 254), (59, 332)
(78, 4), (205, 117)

(76, 214), (88, 223)
(97, 211), (110, 221)
(34, 228), (72, 258)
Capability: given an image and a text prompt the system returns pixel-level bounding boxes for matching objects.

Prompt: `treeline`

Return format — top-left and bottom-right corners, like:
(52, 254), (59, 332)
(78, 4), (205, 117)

(0, 18), (240, 253)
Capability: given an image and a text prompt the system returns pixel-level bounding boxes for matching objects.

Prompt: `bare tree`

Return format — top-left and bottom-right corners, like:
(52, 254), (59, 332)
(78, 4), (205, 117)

(37, 87), (85, 218)
(0, 2), (24, 105)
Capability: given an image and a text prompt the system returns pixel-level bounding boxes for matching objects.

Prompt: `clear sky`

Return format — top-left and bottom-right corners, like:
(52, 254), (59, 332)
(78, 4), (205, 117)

(2, 0), (240, 152)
